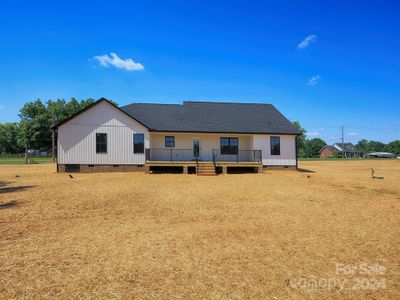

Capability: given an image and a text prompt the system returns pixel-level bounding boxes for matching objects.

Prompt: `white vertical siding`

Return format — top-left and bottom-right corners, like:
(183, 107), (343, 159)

(57, 102), (149, 164)
(252, 135), (297, 166)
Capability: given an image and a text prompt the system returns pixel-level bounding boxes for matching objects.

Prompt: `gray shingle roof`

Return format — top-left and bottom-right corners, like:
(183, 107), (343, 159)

(121, 101), (300, 134)
(333, 143), (363, 153)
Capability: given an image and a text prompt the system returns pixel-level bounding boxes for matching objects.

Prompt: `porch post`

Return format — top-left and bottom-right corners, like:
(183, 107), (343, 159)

(222, 166), (228, 174)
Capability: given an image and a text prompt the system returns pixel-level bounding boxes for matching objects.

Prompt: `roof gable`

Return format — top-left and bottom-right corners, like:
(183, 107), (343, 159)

(52, 98), (149, 130)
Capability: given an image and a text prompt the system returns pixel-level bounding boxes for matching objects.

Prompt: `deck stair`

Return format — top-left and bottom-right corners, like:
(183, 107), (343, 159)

(197, 162), (216, 176)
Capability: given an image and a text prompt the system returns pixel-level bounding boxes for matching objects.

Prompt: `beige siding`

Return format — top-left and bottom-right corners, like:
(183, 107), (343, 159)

(57, 102), (149, 164)
(252, 135), (297, 166)
(150, 133), (252, 161)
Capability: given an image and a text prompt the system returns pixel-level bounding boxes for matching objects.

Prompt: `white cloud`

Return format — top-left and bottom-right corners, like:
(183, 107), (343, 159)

(93, 53), (144, 71)
(308, 75), (321, 86)
(348, 132), (359, 136)
(306, 131), (320, 137)
(297, 34), (317, 49)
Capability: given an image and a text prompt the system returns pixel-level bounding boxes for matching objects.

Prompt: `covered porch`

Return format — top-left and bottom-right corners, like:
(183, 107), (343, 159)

(145, 132), (263, 174)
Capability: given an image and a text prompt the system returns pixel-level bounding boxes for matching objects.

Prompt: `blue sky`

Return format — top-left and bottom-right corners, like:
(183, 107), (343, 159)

(0, 0), (399, 143)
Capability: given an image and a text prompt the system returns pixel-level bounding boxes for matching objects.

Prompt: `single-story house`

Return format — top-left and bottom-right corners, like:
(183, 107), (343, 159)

(52, 98), (301, 175)
(319, 143), (363, 158)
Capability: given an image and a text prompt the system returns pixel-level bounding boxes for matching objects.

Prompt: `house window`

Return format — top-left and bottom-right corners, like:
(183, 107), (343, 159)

(133, 133), (144, 153)
(220, 137), (238, 155)
(96, 133), (107, 153)
(270, 136), (280, 155)
(165, 136), (175, 147)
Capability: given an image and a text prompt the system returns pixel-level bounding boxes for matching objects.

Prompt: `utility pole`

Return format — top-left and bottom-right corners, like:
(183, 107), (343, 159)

(341, 125), (344, 158)
(52, 110), (56, 162)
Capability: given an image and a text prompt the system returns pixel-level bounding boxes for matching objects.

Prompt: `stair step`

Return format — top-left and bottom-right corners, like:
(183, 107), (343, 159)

(197, 163), (216, 176)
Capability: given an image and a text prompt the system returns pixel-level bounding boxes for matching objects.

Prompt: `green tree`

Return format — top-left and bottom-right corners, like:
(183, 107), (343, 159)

(365, 140), (386, 152)
(17, 98), (98, 152)
(18, 99), (51, 151)
(355, 139), (368, 152)
(0, 123), (23, 153)
(304, 138), (326, 158)
(385, 140), (400, 154)
(292, 121), (307, 158)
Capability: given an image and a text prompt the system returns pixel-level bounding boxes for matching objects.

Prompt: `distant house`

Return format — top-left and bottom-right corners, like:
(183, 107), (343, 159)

(52, 98), (301, 174)
(319, 143), (363, 158)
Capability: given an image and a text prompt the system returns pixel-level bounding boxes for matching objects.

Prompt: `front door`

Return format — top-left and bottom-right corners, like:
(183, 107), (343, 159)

(192, 138), (201, 160)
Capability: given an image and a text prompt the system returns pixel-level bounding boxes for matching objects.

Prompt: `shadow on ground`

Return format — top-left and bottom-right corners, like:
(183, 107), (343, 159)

(297, 168), (316, 173)
(0, 185), (35, 194)
(0, 200), (18, 209)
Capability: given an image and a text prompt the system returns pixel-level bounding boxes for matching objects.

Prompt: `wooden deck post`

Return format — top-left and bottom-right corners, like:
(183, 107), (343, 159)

(222, 166), (228, 174)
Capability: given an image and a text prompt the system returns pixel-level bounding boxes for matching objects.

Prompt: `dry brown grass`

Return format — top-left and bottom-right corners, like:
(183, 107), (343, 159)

(0, 160), (399, 299)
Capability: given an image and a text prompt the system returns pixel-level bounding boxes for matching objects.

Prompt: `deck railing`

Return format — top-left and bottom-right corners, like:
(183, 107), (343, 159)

(145, 148), (262, 163)
(212, 149), (262, 163)
(145, 148), (197, 162)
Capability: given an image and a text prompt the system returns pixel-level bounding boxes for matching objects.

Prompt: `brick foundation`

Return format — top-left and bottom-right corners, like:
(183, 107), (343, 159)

(57, 164), (145, 173)
(263, 165), (297, 170)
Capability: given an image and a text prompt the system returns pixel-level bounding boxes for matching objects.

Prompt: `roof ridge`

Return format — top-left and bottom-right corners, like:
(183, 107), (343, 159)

(121, 103), (182, 107)
(183, 101), (272, 105)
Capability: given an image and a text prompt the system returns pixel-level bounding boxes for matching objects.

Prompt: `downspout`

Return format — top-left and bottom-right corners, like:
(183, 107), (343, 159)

(295, 135), (298, 169)
(53, 128), (58, 172)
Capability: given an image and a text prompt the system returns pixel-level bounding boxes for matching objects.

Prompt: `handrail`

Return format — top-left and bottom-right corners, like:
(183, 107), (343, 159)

(145, 148), (262, 163)
(195, 152), (199, 174)
(212, 151), (217, 172)
(146, 148), (195, 162)
(212, 149), (262, 163)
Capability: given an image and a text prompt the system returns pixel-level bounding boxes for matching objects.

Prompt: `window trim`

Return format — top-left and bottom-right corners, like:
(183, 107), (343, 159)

(96, 133), (107, 154)
(165, 136), (175, 148)
(133, 133), (145, 154)
(270, 136), (281, 156)
(220, 137), (239, 155)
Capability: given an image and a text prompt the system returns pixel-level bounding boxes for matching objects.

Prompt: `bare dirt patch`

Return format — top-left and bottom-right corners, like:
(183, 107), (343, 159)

(0, 161), (399, 298)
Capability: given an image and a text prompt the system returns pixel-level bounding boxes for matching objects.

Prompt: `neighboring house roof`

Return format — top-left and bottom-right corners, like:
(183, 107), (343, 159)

(53, 98), (301, 135)
(367, 152), (396, 158)
(121, 101), (300, 134)
(333, 143), (363, 153)
(319, 145), (336, 153)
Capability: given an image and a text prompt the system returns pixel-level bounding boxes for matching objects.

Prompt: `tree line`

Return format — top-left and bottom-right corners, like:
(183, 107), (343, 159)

(0, 98), (96, 153)
(0, 100), (399, 157)
(292, 122), (400, 158)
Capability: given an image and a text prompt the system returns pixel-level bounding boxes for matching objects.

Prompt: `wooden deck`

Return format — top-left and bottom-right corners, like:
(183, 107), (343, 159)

(145, 161), (263, 175)
(145, 161), (262, 167)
